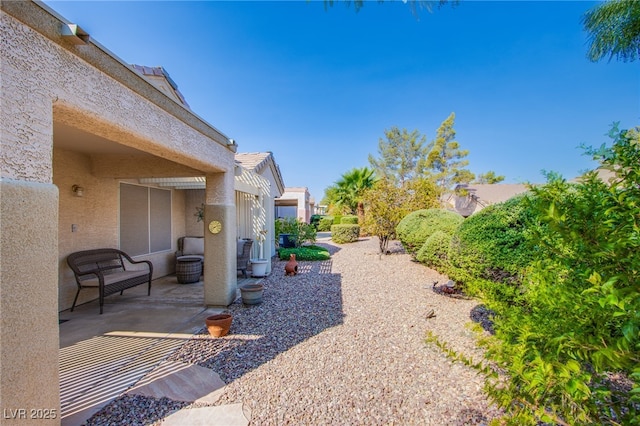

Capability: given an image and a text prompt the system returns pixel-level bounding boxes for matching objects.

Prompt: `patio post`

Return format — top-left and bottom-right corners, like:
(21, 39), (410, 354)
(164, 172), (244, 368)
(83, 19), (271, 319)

(203, 171), (237, 306)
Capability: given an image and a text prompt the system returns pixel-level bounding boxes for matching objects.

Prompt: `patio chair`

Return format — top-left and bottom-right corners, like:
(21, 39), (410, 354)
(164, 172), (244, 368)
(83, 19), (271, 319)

(237, 239), (253, 278)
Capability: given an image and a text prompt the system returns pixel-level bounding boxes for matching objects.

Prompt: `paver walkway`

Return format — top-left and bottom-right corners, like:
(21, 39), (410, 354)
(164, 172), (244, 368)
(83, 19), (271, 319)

(58, 274), (258, 425)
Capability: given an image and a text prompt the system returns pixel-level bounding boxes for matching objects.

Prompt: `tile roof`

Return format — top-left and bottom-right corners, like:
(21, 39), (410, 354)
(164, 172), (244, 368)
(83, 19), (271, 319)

(463, 183), (530, 207)
(235, 152), (285, 195)
(235, 152), (271, 171)
(131, 64), (190, 108)
(446, 183), (530, 216)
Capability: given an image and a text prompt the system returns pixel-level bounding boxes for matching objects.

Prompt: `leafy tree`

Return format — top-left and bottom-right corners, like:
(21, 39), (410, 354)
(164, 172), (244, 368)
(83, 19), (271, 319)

(475, 171), (505, 184)
(362, 177), (438, 254)
(583, 0), (640, 62)
(322, 0), (455, 16)
(320, 185), (340, 213)
(480, 124), (640, 425)
(368, 127), (428, 187)
(424, 113), (475, 202)
(332, 167), (377, 223)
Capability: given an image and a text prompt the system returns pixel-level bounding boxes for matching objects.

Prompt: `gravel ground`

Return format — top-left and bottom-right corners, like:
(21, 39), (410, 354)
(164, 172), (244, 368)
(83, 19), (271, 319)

(86, 237), (501, 425)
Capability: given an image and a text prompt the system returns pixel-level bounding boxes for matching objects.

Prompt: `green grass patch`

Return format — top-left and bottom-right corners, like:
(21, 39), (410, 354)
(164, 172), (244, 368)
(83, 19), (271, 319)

(278, 245), (330, 261)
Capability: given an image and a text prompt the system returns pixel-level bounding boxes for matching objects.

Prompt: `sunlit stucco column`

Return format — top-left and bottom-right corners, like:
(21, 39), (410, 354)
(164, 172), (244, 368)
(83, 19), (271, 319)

(204, 171), (236, 306)
(0, 180), (59, 424)
(0, 52), (60, 422)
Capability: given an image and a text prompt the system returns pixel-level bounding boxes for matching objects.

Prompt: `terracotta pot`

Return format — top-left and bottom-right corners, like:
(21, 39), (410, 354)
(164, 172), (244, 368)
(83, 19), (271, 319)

(205, 314), (232, 337)
(240, 283), (264, 305)
(285, 253), (298, 276)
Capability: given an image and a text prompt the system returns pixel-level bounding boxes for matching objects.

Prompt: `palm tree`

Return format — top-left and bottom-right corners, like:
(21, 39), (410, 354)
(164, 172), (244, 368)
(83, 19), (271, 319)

(583, 0), (640, 62)
(334, 167), (377, 223)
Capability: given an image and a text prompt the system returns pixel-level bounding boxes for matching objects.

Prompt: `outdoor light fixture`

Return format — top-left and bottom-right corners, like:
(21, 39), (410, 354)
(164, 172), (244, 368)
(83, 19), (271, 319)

(72, 185), (84, 197)
(227, 138), (238, 153)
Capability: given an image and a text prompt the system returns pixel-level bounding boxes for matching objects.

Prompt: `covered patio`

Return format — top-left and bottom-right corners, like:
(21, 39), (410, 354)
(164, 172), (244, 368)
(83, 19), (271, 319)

(58, 273), (260, 425)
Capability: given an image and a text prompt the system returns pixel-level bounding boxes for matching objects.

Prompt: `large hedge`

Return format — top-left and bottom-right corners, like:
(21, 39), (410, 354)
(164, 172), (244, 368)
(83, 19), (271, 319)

(331, 224), (360, 243)
(340, 215), (358, 224)
(415, 230), (453, 271)
(396, 209), (463, 255)
(317, 216), (334, 232)
(278, 245), (330, 261)
(447, 194), (537, 304)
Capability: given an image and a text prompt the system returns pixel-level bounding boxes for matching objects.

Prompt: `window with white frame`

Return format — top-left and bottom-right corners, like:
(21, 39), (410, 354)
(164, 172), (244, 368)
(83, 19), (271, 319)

(120, 183), (171, 256)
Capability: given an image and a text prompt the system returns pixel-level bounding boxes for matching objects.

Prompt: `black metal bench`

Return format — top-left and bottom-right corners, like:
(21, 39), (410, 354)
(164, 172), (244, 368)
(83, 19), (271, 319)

(66, 248), (153, 314)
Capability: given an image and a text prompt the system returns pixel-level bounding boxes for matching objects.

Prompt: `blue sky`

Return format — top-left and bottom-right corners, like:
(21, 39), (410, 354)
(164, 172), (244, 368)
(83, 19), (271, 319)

(45, 0), (639, 201)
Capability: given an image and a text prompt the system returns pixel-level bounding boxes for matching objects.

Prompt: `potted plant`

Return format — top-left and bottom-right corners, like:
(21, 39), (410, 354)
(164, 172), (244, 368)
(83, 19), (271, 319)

(194, 203), (204, 222)
(240, 283), (264, 305)
(205, 313), (232, 337)
(251, 229), (269, 277)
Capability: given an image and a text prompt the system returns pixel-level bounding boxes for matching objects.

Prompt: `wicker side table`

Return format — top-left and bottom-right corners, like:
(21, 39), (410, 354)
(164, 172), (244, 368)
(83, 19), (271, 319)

(176, 256), (203, 284)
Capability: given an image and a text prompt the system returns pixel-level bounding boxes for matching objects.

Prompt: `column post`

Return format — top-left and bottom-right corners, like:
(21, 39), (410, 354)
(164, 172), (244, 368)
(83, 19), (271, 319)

(203, 172), (236, 306)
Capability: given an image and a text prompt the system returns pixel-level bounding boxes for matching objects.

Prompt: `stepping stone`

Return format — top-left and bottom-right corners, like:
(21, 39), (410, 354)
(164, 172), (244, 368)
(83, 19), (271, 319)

(161, 404), (250, 426)
(127, 360), (226, 404)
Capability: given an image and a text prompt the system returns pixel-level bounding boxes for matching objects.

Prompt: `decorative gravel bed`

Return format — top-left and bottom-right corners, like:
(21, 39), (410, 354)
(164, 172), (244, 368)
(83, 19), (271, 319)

(86, 237), (501, 425)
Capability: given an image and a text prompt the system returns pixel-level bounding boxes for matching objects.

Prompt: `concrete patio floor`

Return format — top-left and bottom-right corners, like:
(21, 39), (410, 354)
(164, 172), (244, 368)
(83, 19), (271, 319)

(58, 272), (260, 425)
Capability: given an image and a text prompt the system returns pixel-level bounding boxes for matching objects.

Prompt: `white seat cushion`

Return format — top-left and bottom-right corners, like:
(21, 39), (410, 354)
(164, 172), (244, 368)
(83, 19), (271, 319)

(183, 237), (204, 256)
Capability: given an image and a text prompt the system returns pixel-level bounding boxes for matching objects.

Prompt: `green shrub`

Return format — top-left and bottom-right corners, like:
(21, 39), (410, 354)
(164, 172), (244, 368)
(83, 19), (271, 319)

(310, 214), (324, 229)
(275, 217), (317, 247)
(317, 216), (334, 232)
(477, 126), (640, 425)
(278, 245), (330, 261)
(330, 224), (360, 243)
(415, 230), (452, 272)
(332, 215), (343, 225)
(447, 194), (536, 303)
(396, 208), (463, 255)
(340, 215), (358, 224)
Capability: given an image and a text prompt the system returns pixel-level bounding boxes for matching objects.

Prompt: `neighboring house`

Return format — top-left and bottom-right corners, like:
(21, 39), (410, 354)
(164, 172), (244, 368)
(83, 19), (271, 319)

(235, 152), (286, 264)
(275, 187), (312, 223)
(446, 184), (530, 216)
(0, 1), (241, 417)
(449, 168), (616, 217)
(314, 204), (328, 215)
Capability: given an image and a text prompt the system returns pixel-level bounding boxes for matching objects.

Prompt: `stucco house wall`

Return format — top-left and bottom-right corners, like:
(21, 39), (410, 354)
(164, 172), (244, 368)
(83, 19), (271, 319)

(185, 189), (206, 237)
(0, 2), (238, 421)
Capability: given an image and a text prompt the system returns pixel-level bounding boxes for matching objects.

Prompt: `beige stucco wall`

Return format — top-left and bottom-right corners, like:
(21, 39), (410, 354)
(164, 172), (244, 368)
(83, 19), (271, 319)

(0, 179), (60, 424)
(54, 148), (190, 311)
(1, 2), (237, 422)
(185, 189), (206, 237)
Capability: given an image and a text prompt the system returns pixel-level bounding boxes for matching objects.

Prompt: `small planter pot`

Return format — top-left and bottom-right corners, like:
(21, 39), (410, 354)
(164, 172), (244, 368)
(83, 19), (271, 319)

(205, 314), (232, 337)
(240, 283), (264, 305)
(250, 258), (269, 277)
